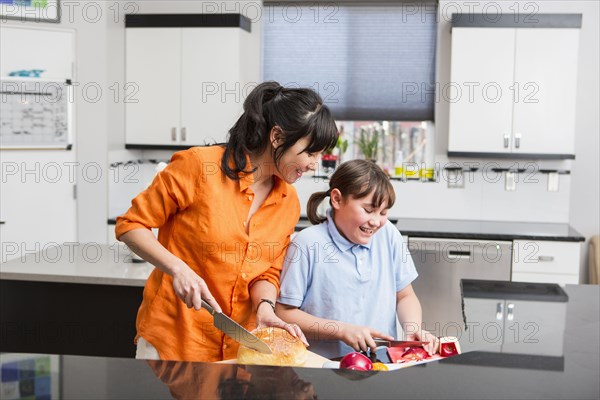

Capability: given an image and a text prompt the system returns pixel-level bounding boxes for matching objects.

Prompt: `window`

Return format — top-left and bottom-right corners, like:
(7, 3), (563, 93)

(262, 2), (438, 121)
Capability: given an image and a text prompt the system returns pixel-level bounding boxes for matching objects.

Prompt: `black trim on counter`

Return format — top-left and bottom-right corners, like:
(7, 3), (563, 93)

(125, 13), (251, 32)
(461, 279), (569, 302)
(126, 144), (196, 151)
(403, 231), (585, 242)
(448, 151), (575, 160)
(539, 169), (571, 175)
(441, 351), (565, 371)
(451, 13), (582, 29)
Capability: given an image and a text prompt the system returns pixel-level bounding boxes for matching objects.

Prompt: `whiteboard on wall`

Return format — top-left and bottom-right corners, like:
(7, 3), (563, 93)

(0, 25), (74, 80)
(0, 78), (72, 149)
(0, 25), (74, 148)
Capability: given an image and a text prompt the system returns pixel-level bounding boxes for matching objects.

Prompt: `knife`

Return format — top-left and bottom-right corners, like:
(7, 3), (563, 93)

(201, 299), (272, 354)
(374, 339), (429, 347)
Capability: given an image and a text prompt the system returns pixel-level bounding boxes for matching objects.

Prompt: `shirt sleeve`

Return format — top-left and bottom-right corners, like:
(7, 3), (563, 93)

(250, 236), (290, 293)
(393, 228), (418, 292)
(277, 240), (311, 308)
(115, 149), (201, 240)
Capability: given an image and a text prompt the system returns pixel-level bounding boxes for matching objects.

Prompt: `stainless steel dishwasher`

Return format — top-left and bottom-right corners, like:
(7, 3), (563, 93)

(408, 237), (512, 338)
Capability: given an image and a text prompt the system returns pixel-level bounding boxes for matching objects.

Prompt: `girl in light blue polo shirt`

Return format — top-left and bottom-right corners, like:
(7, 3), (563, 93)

(276, 160), (437, 359)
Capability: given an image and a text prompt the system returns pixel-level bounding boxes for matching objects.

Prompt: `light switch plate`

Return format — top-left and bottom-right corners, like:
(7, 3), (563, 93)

(505, 171), (516, 191)
(547, 172), (560, 192)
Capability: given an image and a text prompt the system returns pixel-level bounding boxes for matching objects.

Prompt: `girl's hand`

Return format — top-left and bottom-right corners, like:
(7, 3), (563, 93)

(171, 262), (222, 313)
(406, 330), (439, 355)
(339, 323), (394, 353)
(256, 302), (309, 346)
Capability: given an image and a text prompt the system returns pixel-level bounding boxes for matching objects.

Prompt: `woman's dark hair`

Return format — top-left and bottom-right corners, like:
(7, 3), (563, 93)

(221, 81), (339, 179)
(306, 160), (396, 225)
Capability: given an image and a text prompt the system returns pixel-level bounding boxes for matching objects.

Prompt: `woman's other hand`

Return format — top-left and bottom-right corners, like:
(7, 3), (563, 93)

(256, 302), (309, 347)
(171, 263), (222, 313)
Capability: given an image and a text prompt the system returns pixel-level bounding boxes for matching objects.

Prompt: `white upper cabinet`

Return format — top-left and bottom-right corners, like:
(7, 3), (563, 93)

(126, 28), (182, 147)
(511, 28), (579, 156)
(125, 14), (256, 148)
(448, 28), (515, 154)
(448, 14), (581, 159)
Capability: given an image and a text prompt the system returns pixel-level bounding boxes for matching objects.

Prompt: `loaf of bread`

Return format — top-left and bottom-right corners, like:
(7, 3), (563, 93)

(237, 327), (307, 366)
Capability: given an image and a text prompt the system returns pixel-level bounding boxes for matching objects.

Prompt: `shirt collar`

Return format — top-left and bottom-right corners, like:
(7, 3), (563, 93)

(326, 208), (371, 252)
(237, 154), (288, 204)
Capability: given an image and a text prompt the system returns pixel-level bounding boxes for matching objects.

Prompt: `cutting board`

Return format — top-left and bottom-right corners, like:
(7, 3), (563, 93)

(219, 350), (330, 368)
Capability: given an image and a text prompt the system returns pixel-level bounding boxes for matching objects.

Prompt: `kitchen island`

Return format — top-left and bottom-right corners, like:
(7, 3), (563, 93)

(1, 284), (597, 399)
(0, 244), (151, 357)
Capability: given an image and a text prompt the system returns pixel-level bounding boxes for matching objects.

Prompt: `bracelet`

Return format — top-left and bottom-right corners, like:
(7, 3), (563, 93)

(257, 298), (276, 313)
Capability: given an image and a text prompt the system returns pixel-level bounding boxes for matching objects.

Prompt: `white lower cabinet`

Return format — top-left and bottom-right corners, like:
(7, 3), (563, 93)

(512, 240), (581, 285)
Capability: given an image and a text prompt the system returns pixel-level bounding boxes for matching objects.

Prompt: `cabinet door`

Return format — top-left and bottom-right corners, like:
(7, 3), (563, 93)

(448, 28), (515, 154)
(462, 297), (504, 353)
(0, 153), (76, 262)
(126, 28), (181, 146)
(502, 300), (566, 356)
(181, 28), (245, 146)
(512, 29), (579, 156)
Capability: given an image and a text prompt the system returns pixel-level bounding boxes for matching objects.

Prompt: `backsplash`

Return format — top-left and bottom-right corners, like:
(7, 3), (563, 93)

(108, 150), (572, 224)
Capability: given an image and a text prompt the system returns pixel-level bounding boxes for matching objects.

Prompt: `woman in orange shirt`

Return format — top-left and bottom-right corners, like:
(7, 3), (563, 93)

(116, 81), (338, 362)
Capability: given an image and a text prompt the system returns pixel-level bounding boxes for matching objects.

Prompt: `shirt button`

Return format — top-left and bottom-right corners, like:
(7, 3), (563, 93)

(247, 195), (252, 201)
(243, 221), (247, 227)
(242, 273), (247, 279)
(223, 344), (228, 349)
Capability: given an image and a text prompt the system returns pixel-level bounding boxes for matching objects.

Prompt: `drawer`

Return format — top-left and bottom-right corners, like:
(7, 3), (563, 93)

(512, 240), (581, 276)
(512, 271), (579, 286)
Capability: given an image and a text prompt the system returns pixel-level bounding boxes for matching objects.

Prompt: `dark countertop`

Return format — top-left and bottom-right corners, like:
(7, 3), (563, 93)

(295, 217), (585, 242)
(4, 285), (598, 399)
(110, 215), (584, 242)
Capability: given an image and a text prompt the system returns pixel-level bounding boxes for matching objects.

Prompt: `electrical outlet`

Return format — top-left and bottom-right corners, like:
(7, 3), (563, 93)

(505, 171), (516, 191)
(547, 172), (560, 192)
(447, 169), (464, 189)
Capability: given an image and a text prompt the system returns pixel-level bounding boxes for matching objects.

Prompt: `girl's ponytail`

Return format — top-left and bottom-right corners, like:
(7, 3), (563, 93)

(306, 190), (330, 225)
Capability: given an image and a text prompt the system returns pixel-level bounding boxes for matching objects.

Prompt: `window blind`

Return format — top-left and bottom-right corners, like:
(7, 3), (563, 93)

(263, 2), (438, 121)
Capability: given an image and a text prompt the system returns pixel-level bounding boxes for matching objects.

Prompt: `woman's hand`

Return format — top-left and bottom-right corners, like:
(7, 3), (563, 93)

(256, 302), (309, 347)
(338, 323), (394, 353)
(406, 330), (439, 355)
(171, 262), (222, 313)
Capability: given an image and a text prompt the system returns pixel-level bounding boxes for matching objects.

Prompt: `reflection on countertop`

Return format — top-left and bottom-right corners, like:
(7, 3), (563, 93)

(3, 285), (597, 400)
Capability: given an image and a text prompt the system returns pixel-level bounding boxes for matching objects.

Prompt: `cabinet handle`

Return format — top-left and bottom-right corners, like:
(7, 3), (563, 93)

(171, 127), (177, 142)
(507, 303), (514, 321)
(514, 133), (521, 149)
(503, 134), (510, 148)
(537, 256), (555, 262)
(496, 302), (504, 320)
(181, 127), (187, 142)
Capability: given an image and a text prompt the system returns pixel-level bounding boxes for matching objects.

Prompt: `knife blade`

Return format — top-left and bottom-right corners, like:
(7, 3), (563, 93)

(374, 339), (429, 347)
(201, 299), (272, 354)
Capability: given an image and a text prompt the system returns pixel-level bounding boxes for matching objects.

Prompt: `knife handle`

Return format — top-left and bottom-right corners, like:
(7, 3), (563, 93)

(201, 299), (216, 315)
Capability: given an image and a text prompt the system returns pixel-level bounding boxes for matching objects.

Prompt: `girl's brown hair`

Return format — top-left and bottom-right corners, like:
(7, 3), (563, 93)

(306, 160), (396, 225)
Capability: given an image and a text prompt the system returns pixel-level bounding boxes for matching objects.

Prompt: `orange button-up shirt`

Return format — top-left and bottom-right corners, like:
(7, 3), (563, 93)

(115, 146), (300, 361)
